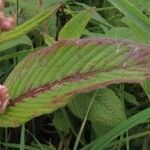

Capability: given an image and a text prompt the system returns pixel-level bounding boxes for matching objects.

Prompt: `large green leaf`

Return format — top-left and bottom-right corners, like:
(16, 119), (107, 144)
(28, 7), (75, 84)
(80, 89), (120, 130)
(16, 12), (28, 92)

(0, 38), (150, 127)
(68, 88), (126, 127)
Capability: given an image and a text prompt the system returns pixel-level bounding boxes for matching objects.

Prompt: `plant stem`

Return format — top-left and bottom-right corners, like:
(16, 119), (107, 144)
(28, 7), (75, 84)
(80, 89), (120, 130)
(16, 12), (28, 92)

(16, 0), (19, 25)
(126, 131), (130, 150)
(95, 7), (116, 12)
(20, 124), (25, 150)
(73, 90), (98, 150)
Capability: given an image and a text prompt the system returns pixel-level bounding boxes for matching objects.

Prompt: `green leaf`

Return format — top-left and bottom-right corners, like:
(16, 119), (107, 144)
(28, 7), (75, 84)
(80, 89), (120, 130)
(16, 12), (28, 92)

(53, 110), (70, 134)
(122, 17), (150, 44)
(75, 2), (113, 28)
(91, 122), (112, 138)
(68, 88), (126, 127)
(142, 80), (150, 100)
(108, 0), (150, 33)
(129, 0), (150, 12)
(0, 49), (34, 62)
(0, 142), (40, 150)
(58, 10), (92, 39)
(124, 92), (139, 106)
(81, 107), (150, 150)
(0, 38), (150, 127)
(104, 27), (134, 40)
(43, 34), (55, 47)
(0, 36), (32, 52)
(0, 4), (60, 45)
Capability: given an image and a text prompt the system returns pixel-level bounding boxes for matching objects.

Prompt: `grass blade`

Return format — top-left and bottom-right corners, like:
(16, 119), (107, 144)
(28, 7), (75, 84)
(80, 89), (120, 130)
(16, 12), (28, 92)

(108, 0), (150, 33)
(81, 108), (150, 150)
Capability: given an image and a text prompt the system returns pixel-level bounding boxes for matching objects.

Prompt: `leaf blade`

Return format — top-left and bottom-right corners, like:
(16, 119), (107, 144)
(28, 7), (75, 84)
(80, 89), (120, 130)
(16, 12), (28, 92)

(59, 10), (92, 39)
(0, 38), (150, 127)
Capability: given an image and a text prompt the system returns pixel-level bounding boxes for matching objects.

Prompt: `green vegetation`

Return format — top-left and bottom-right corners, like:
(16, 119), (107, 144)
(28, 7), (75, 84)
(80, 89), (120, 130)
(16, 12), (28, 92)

(0, 0), (149, 149)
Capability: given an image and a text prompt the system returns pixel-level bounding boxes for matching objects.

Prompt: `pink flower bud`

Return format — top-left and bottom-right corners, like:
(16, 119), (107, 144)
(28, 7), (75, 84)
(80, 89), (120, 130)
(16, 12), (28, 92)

(0, 11), (4, 20)
(0, 19), (12, 31)
(6, 16), (16, 26)
(0, 85), (9, 113)
(0, 16), (16, 31)
(0, 0), (4, 10)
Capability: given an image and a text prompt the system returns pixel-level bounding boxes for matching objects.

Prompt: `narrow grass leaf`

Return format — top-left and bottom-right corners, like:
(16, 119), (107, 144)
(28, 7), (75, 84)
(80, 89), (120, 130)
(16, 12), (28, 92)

(81, 108), (150, 150)
(20, 124), (25, 150)
(0, 36), (32, 53)
(108, 0), (150, 33)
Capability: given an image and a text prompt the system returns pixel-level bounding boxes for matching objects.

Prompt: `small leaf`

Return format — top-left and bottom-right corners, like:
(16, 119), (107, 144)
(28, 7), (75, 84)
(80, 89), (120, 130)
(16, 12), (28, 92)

(59, 10), (92, 39)
(124, 92), (139, 106)
(53, 110), (70, 134)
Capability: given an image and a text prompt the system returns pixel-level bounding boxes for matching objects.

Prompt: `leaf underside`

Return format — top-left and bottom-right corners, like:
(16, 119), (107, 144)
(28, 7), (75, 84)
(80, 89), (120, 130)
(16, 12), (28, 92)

(0, 38), (150, 127)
